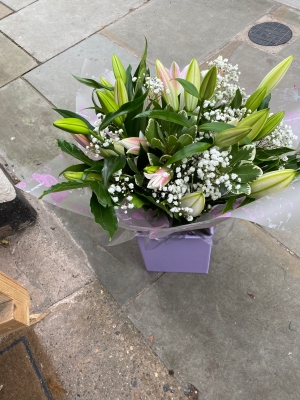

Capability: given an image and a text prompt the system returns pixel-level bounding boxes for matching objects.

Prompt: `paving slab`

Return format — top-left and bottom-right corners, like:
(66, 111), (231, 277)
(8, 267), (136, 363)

(0, 79), (71, 178)
(24, 33), (139, 111)
(275, 0), (300, 10)
(101, 0), (275, 66)
(0, 33), (36, 87)
(34, 281), (183, 399)
(1, 0), (36, 11)
(45, 203), (160, 305)
(0, 0), (146, 62)
(127, 220), (300, 400)
(5, 194), (94, 312)
(0, 3), (12, 18)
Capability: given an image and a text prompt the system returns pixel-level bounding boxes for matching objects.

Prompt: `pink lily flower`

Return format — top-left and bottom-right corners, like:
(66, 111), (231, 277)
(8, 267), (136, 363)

(118, 132), (148, 155)
(169, 61), (189, 110)
(144, 167), (173, 190)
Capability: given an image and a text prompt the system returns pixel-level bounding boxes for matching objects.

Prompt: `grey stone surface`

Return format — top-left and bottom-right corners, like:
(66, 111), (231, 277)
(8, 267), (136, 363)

(101, 0), (275, 66)
(0, 0), (146, 62)
(34, 281), (183, 399)
(127, 220), (300, 400)
(3, 195), (94, 312)
(275, 0), (300, 10)
(0, 79), (71, 178)
(1, 0), (35, 11)
(0, 3), (12, 18)
(263, 225), (300, 258)
(24, 33), (139, 110)
(271, 4), (300, 27)
(45, 203), (160, 305)
(0, 33), (36, 87)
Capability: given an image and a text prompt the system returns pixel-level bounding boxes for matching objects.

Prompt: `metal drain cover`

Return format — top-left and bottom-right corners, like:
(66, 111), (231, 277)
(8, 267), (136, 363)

(248, 22), (292, 46)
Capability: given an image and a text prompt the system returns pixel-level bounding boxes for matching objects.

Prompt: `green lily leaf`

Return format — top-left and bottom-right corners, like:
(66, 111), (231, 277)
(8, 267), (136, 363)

(222, 196), (236, 214)
(166, 135), (178, 154)
(174, 78), (199, 98)
(89, 181), (112, 207)
(90, 193), (118, 239)
(134, 38), (148, 97)
(130, 193), (150, 208)
(135, 110), (192, 128)
(164, 142), (211, 166)
(125, 65), (133, 101)
(72, 74), (114, 90)
(257, 93), (271, 111)
(57, 139), (96, 167)
(134, 173), (144, 187)
(127, 158), (139, 173)
(198, 122), (235, 132)
(255, 147), (294, 160)
(39, 180), (89, 199)
(101, 155), (126, 187)
(58, 163), (90, 177)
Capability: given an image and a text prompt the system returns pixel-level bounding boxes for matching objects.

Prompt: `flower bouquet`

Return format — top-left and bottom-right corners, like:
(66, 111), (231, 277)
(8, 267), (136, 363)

(38, 41), (299, 273)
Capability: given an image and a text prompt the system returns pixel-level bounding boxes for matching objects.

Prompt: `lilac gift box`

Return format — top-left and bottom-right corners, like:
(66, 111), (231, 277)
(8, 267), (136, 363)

(136, 228), (214, 274)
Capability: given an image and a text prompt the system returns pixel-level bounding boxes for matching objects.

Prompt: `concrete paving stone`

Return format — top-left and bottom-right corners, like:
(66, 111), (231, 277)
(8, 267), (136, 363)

(101, 0), (275, 66)
(24, 33), (139, 111)
(0, 3), (12, 18)
(275, 0), (300, 10)
(263, 225), (300, 258)
(127, 220), (300, 400)
(34, 281), (183, 400)
(271, 4), (300, 27)
(0, 33), (36, 88)
(0, 79), (72, 178)
(5, 194), (94, 312)
(1, 0), (35, 11)
(0, 0), (147, 62)
(45, 203), (160, 305)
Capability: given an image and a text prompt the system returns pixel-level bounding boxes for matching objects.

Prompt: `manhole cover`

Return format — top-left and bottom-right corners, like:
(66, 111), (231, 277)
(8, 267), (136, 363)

(248, 22), (292, 46)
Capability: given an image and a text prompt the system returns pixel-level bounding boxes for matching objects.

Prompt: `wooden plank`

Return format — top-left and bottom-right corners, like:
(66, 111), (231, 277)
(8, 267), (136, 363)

(0, 271), (30, 306)
(0, 272), (30, 336)
(0, 300), (29, 336)
(0, 293), (11, 304)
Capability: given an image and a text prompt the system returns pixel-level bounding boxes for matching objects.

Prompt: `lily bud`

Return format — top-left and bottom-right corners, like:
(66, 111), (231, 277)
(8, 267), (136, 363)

(215, 126), (251, 147)
(156, 60), (179, 111)
(100, 77), (114, 99)
(96, 91), (123, 126)
(257, 55), (294, 97)
(73, 134), (92, 148)
(249, 169), (297, 199)
(112, 54), (127, 83)
(200, 65), (217, 101)
(255, 111), (285, 140)
(63, 172), (102, 182)
(118, 136), (148, 155)
(180, 191), (205, 217)
(53, 118), (91, 135)
(114, 77), (129, 107)
(245, 87), (266, 112)
(237, 109), (269, 141)
(144, 166), (160, 174)
(144, 167), (173, 189)
(184, 59), (200, 112)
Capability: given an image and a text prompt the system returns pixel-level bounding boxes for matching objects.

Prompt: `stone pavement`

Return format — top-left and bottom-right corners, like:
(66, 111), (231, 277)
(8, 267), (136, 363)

(1, 0), (300, 399)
